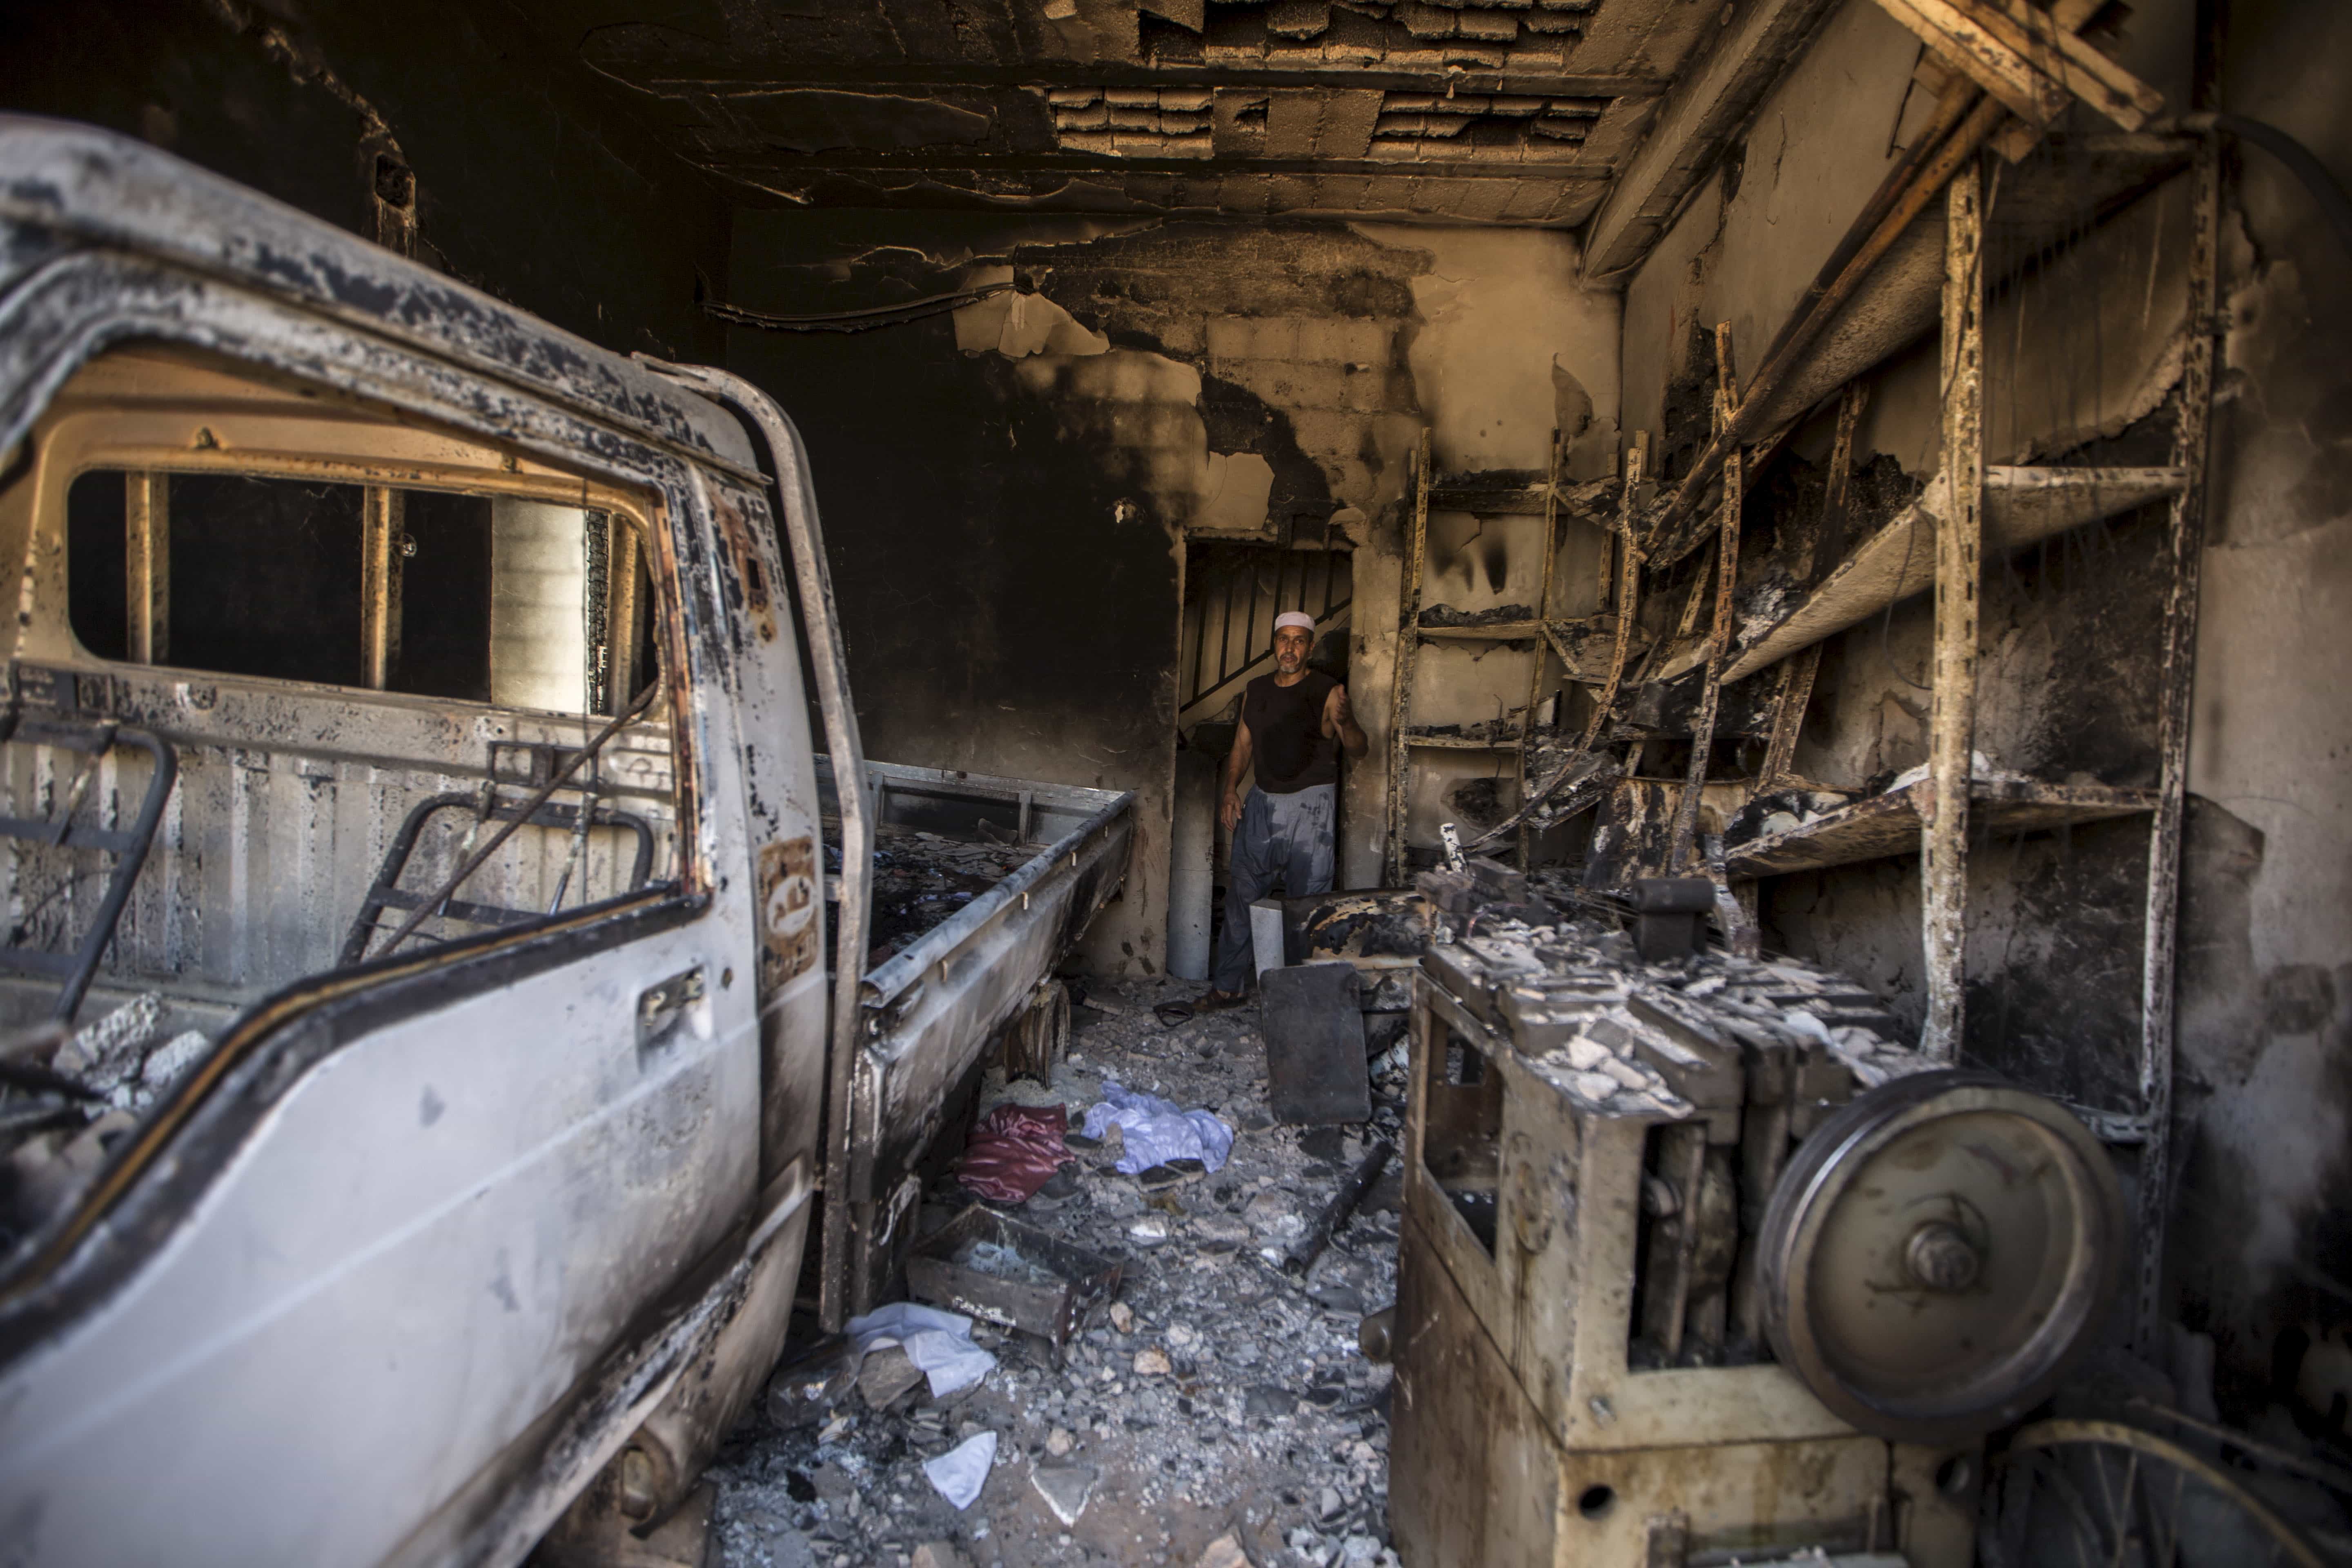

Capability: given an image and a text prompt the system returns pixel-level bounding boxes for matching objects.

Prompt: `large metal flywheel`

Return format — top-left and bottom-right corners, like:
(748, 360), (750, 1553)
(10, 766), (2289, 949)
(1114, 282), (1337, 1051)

(1759, 1070), (2126, 1443)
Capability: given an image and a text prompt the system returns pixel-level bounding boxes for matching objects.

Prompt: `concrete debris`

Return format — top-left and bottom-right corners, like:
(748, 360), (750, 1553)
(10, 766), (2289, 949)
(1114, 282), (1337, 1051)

(860, 1346), (929, 1411)
(134, 1029), (209, 1100)
(1194, 1533), (1250, 1568)
(1444, 898), (1923, 1097)
(39, 993), (212, 1114)
(56, 992), (164, 1082)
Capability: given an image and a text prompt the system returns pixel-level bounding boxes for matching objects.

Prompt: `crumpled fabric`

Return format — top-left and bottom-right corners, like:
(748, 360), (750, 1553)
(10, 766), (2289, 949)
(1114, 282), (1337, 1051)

(922, 1430), (998, 1510)
(843, 1301), (996, 1399)
(1080, 1080), (1235, 1177)
(957, 1102), (1074, 1203)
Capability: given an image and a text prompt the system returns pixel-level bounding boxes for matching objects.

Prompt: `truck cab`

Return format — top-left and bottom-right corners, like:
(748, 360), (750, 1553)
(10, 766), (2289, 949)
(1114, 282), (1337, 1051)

(0, 116), (1037, 1565)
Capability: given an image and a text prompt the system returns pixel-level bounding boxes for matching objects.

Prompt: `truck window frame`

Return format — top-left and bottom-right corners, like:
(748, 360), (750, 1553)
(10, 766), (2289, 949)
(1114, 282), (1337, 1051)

(0, 338), (724, 1323)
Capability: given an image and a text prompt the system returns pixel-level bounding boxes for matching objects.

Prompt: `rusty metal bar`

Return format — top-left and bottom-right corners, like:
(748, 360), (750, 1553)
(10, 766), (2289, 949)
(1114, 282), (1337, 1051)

(1760, 648), (1821, 788)
(1645, 89), (2005, 565)
(1587, 435), (1646, 752)
(123, 471), (167, 666)
(1667, 325), (1744, 871)
(1383, 431), (1431, 885)
(1922, 158), (1985, 1062)
(1757, 384), (1862, 785)
(1517, 429), (1564, 869)
(360, 486), (404, 691)
(606, 515), (644, 715)
(2134, 137), (2220, 1356)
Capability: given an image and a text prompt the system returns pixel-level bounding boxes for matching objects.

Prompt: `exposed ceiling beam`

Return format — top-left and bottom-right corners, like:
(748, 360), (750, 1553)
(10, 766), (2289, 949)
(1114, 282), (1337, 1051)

(610, 65), (1679, 96)
(1578, 0), (1840, 283)
(691, 151), (1616, 179)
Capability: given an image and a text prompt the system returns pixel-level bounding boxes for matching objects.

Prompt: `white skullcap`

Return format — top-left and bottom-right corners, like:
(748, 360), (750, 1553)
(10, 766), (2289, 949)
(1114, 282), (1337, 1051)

(1273, 612), (1316, 633)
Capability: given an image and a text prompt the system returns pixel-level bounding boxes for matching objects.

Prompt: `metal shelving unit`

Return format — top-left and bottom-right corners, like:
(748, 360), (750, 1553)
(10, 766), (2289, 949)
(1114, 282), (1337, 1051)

(1382, 430), (1578, 881)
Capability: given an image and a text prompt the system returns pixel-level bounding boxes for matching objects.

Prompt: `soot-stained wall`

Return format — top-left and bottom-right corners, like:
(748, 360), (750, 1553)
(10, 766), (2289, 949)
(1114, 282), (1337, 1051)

(0, 0), (730, 363)
(2165, 0), (2352, 1419)
(1618, 0), (2351, 1417)
(723, 214), (1619, 972)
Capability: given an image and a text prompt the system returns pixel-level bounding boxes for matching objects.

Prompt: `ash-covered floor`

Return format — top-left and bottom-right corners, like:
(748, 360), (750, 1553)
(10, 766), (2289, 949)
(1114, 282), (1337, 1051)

(703, 977), (1409, 1568)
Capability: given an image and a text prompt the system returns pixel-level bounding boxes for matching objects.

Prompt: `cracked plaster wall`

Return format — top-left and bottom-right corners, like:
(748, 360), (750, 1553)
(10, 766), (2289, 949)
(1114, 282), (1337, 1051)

(723, 214), (1615, 973)
(1620, 0), (2351, 1409)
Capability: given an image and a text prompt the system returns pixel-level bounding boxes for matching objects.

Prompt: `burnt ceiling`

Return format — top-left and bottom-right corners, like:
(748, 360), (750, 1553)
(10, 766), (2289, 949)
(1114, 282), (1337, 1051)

(536, 0), (1758, 226)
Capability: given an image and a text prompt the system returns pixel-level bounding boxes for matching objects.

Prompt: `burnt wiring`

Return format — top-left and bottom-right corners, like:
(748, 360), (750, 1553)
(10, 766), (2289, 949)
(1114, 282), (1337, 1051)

(703, 279), (1018, 334)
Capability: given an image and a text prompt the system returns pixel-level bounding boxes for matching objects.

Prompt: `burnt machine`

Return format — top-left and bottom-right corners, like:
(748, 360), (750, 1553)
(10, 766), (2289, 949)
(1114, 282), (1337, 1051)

(1390, 920), (2125, 1567)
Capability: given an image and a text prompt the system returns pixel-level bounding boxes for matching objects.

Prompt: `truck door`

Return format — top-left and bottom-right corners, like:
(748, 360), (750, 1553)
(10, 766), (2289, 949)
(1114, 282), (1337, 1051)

(638, 363), (872, 1330)
(0, 246), (768, 1564)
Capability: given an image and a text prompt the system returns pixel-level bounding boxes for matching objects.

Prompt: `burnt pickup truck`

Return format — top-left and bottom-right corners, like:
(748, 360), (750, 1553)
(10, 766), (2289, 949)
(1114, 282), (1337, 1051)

(0, 118), (1130, 1565)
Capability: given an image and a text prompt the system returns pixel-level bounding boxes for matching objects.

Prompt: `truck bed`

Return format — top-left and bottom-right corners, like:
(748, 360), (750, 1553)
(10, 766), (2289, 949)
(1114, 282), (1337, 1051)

(813, 756), (1132, 1322)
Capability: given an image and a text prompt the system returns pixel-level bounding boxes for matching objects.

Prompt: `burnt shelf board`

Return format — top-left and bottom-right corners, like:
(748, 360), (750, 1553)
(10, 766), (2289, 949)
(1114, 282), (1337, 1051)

(1725, 778), (2159, 878)
(1416, 620), (1546, 641)
(1414, 615), (1630, 682)
(1403, 732), (1524, 751)
(1425, 486), (1554, 515)
(1666, 466), (2190, 684)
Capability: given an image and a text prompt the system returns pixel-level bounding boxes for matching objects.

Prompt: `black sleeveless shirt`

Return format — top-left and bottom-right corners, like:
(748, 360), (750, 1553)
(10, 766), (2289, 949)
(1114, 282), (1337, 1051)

(1241, 670), (1340, 794)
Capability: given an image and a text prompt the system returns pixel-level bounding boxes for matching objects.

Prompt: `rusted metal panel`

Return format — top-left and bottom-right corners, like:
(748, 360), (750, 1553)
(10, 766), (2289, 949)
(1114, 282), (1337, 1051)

(2134, 137), (2220, 1356)
(1921, 160), (1984, 1062)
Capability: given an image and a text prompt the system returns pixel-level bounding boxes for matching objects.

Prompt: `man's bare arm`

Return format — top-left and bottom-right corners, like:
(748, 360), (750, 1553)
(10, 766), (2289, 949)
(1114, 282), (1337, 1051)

(1221, 719), (1254, 831)
(1324, 684), (1369, 757)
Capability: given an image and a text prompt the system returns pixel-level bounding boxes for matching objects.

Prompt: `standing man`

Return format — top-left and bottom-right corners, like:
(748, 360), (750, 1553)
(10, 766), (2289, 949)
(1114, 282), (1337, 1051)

(1202, 611), (1368, 1007)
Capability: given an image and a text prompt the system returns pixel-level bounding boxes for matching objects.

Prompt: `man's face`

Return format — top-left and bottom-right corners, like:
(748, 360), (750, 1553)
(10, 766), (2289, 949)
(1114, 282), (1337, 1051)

(1273, 625), (1311, 674)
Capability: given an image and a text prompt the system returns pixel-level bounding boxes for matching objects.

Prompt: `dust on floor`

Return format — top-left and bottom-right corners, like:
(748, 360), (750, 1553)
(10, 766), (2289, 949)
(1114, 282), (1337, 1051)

(704, 975), (1410, 1568)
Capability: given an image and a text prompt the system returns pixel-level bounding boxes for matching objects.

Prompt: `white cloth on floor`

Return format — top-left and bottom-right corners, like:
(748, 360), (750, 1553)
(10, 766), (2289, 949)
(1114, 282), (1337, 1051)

(922, 1430), (998, 1510)
(1081, 1080), (1235, 1176)
(844, 1301), (996, 1399)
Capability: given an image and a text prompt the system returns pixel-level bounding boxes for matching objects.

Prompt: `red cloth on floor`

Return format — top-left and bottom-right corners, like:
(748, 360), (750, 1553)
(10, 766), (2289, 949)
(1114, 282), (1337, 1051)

(957, 1102), (1073, 1203)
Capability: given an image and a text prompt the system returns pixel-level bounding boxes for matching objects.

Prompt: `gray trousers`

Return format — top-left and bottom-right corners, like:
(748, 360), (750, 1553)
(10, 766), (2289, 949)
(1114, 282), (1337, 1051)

(1211, 784), (1336, 993)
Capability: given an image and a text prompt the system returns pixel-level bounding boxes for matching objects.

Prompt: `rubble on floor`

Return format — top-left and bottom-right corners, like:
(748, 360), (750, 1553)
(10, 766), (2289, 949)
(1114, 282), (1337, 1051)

(702, 976), (1410, 1568)
(0, 993), (213, 1252)
(699, 901), (1936, 1566)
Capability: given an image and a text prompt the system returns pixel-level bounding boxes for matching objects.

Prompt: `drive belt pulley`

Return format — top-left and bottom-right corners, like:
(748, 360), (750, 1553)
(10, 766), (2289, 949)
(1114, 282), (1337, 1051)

(1758, 1069), (2125, 1443)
